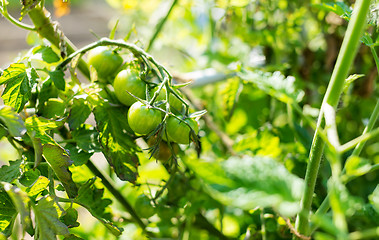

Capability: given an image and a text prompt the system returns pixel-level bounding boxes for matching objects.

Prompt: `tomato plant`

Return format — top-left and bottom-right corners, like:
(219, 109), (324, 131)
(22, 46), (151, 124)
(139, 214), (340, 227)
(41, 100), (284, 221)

(1, 0), (379, 240)
(127, 101), (162, 135)
(113, 69), (146, 106)
(166, 116), (199, 144)
(87, 46), (123, 82)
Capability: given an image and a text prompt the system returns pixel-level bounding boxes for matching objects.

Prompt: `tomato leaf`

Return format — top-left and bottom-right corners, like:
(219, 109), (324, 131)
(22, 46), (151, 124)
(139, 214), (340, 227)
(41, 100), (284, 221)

(0, 106), (26, 137)
(60, 208), (80, 228)
(33, 46), (61, 63)
(68, 98), (92, 130)
(34, 197), (70, 240)
(71, 125), (101, 153)
(0, 160), (22, 183)
(49, 69), (65, 91)
(26, 176), (50, 200)
(94, 103), (140, 183)
(76, 178), (123, 236)
(2, 183), (34, 236)
(186, 155), (304, 217)
(0, 63), (38, 112)
(221, 77), (243, 120)
(65, 144), (93, 166)
(42, 144), (78, 198)
(238, 69), (304, 104)
(0, 187), (17, 237)
(25, 116), (64, 145)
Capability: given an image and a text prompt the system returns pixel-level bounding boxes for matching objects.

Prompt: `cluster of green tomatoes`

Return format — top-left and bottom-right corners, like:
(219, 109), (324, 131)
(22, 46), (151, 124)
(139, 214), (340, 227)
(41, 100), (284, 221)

(87, 46), (199, 161)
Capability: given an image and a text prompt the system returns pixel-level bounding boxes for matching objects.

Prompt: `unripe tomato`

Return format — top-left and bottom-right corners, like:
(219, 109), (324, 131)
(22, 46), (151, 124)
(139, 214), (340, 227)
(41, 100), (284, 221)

(134, 194), (155, 219)
(87, 46), (123, 82)
(113, 69), (146, 106)
(147, 136), (179, 162)
(127, 101), (161, 135)
(166, 116), (199, 144)
(153, 87), (183, 112)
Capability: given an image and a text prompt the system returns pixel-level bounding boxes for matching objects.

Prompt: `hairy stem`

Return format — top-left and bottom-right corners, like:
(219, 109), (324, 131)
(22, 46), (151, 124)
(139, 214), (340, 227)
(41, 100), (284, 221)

(294, 0), (371, 237)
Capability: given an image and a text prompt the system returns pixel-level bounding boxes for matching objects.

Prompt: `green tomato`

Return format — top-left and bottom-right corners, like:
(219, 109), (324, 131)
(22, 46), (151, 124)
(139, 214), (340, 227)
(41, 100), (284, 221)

(127, 101), (162, 135)
(87, 46), (123, 82)
(134, 194), (155, 219)
(147, 135), (179, 162)
(166, 116), (199, 144)
(113, 69), (146, 106)
(152, 87), (184, 112)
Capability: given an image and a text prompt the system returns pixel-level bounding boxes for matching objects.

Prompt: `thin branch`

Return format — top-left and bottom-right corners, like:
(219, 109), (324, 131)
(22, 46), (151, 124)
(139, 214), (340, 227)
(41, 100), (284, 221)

(146, 0), (178, 52)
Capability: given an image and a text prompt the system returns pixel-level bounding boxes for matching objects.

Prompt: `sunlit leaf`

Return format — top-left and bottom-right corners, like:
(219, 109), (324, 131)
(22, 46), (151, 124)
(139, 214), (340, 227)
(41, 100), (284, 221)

(0, 63), (38, 112)
(34, 197), (70, 240)
(186, 155), (304, 216)
(42, 144), (78, 198)
(0, 106), (26, 137)
(0, 160), (22, 183)
(75, 178), (123, 236)
(238, 69), (304, 104)
(2, 183), (34, 236)
(221, 77), (243, 120)
(32, 46), (61, 63)
(93, 103), (140, 183)
(0, 187), (17, 237)
(26, 176), (49, 200)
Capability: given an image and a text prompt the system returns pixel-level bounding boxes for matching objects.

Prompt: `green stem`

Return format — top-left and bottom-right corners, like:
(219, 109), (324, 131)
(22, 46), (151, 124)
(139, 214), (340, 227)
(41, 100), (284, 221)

(338, 127), (379, 153)
(370, 46), (379, 73)
(294, 0), (371, 237)
(27, 6), (90, 78)
(85, 160), (152, 236)
(0, 0), (36, 31)
(352, 100), (379, 155)
(57, 38), (171, 82)
(349, 227), (379, 240)
(146, 0), (178, 52)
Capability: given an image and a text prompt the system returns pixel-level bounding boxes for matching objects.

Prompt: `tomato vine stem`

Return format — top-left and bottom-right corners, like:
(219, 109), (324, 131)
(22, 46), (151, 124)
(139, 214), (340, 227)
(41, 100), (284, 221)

(294, 0), (372, 237)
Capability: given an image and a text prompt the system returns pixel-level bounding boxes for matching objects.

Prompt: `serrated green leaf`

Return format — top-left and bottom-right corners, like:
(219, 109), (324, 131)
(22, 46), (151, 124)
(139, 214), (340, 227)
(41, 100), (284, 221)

(76, 178), (123, 236)
(25, 116), (64, 144)
(65, 144), (93, 166)
(0, 106), (26, 137)
(34, 197), (70, 240)
(314, 2), (352, 20)
(2, 183), (34, 236)
(0, 160), (22, 183)
(33, 46), (60, 63)
(0, 63), (37, 112)
(71, 125), (100, 153)
(19, 169), (41, 187)
(369, 185), (379, 214)
(42, 144), (78, 198)
(0, 187), (17, 237)
(68, 98), (92, 130)
(63, 234), (85, 240)
(93, 103), (140, 183)
(60, 208), (79, 228)
(221, 77), (243, 119)
(186, 155), (304, 217)
(49, 69), (65, 91)
(26, 176), (49, 200)
(238, 69), (304, 104)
